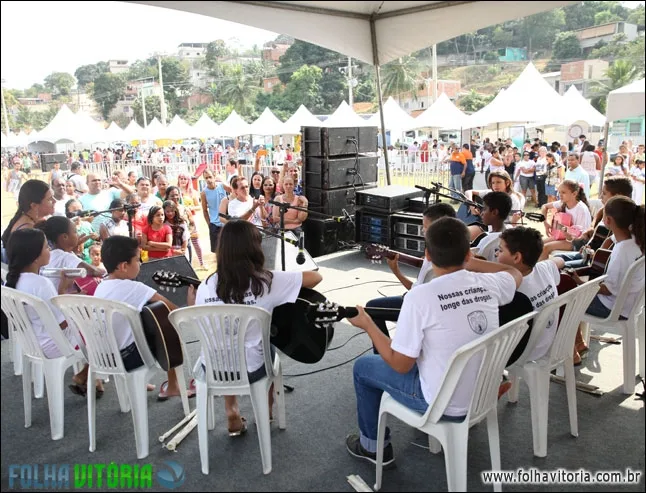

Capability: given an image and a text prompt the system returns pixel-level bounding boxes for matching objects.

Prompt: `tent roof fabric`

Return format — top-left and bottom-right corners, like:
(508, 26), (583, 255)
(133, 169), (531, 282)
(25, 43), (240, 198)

(128, 1), (576, 65)
(413, 93), (467, 129)
(367, 97), (415, 131)
(282, 104), (322, 134)
(607, 78), (645, 122)
(104, 122), (125, 142)
(123, 120), (145, 141)
(192, 113), (220, 138)
(249, 107), (284, 135)
(218, 110), (252, 137)
(166, 115), (196, 139)
(465, 63), (568, 128)
(323, 100), (373, 127)
(561, 86), (606, 127)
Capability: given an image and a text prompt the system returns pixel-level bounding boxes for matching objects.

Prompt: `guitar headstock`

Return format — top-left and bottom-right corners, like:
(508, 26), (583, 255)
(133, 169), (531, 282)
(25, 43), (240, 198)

(152, 270), (184, 292)
(306, 300), (341, 328)
(364, 244), (393, 264)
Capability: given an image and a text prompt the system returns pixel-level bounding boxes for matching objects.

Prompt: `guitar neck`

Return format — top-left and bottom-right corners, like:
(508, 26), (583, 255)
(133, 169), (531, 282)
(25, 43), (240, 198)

(385, 250), (424, 268)
(178, 275), (201, 288)
(336, 306), (401, 321)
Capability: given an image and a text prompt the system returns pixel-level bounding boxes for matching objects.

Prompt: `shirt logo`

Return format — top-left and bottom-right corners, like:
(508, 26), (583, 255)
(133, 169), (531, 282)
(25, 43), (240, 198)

(467, 311), (488, 335)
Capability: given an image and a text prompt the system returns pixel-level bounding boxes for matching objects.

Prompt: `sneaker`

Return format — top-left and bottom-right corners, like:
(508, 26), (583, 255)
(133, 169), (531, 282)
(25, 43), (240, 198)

(345, 433), (395, 468)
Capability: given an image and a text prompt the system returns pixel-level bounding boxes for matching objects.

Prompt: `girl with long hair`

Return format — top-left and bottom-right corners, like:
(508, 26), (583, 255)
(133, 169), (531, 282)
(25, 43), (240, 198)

(5, 228), (99, 395)
(249, 171), (263, 199)
(191, 220), (322, 434)
(141, 206), (172, 259)
(2, 180), (55, 250)
(544, 152), (565, 203)
(168, 184), (205, 269)
(163, 200), (188, 257)
(539, 180), (592, 261)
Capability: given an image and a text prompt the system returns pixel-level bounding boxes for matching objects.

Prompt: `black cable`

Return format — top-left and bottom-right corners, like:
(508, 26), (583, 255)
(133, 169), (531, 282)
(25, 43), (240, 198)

(327, 330), (366, 351)
(321, 279), (402, 294)
(283, 347), (372, 378)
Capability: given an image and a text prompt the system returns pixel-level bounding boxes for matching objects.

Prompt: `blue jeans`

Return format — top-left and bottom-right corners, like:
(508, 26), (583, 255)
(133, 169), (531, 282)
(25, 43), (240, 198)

(365, 295), (403, 343)
(586, 295), (626, 319)
(555, 251), (587, 269)
(353, 355), (429, 453)
(449, 174), (463, 199)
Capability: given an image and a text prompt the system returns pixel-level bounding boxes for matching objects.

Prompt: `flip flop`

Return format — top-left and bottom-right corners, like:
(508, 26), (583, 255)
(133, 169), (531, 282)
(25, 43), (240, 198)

(157, 380), (196, 401)
(69, 383), (86, 397)
(228, 417), (247, 437)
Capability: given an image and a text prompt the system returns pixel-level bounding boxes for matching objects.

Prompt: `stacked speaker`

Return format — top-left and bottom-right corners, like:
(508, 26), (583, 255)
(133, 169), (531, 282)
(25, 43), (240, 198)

(301, 126), (379, 257)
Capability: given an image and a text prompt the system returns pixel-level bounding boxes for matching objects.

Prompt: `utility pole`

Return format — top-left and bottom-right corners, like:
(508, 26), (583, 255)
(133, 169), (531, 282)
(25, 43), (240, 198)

(157, 54), (167, 126)
(140, 86), (148, 128)
(1, 78), (10, 136)
(347, 56), (354, 106)
(431, 44), (438, 101)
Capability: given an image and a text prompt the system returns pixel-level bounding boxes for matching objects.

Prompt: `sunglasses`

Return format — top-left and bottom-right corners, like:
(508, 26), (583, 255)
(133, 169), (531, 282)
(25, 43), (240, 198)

(271, 171), (280, 174)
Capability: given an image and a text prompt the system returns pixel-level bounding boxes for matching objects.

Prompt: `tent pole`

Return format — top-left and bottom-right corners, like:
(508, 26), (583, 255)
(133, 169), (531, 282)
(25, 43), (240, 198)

(599, 121), (610, 191)
(370, 18), (391, 185)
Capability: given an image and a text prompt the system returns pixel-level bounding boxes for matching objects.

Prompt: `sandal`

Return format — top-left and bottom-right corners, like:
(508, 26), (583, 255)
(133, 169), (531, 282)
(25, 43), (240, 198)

(228, 417), (247, 437)
(69, 384), (104, 399)
(157, 380), (196, 401)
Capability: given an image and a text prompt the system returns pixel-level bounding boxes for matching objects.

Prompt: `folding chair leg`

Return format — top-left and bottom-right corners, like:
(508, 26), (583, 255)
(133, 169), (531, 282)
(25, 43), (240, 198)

(33, 361), (44, 399)
(374, 411), (389, 491)
(563, 361), (578, 437)
(43, 360), (66, 440)
(527, 369), (550, 458)
(87, 368), (97, 453)
(250, 382), (273, 475)
(196, 382), (210, 475)
(126, 372), (150, 459)
(622, 326), (636, 395)
(13, 339), (23, 376)
(444, 425), (469, 492)
(22, 355), (32, 429)
(486, 409), (502, 493)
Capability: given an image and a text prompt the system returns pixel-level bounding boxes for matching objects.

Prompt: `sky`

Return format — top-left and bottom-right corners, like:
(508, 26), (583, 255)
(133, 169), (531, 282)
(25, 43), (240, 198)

(0, 1), (278, 89)
(1, 1), (644, 90)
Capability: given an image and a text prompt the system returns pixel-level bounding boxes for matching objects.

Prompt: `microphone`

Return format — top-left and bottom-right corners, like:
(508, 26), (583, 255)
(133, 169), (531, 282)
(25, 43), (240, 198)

(40, 268), (87, 279)
(296, 232), (306, 265)
(66, 210), (96, 219)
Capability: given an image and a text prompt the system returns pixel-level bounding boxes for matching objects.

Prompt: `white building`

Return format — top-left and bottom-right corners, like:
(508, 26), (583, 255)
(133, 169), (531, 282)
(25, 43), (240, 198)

(575, 22), (639, 54)
(108, 59), (130, 75)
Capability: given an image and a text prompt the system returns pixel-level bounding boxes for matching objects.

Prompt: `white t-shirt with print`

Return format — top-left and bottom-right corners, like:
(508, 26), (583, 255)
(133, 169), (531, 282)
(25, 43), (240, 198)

(411, 258), (433, 289)
(195, 270), (302, 372)
(392, 270), (516, 416)
(631, 167), (645, 205)
(94, 279), (157, 350)
(598, 238), (644, 318)
(551, 200), (592, 232)
(45, 249), (83, 291)
(15, 273), (75, 359)
(228, 197), (262, 226)
(517, 260), (561, 360)
(518, 160), (535, 178)
(476, 232), (502, 262)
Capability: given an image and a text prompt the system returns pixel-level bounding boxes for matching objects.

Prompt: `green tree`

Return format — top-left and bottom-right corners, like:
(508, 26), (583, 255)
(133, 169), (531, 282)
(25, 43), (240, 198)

(552, 31), (582, 62)
(283, 65), (323, 112)
(205, 40), (228, 77)
(590, 59), (640, 113)
(491, 26), (513, 47)
(595, 11), (622, 25)
(518, 9), (566, 53)
(206, 102), (234, 123)
(563, 1), (612, 31)
(457, 90), (495, 113)
(132, 95), (162, 126)
(354, 71), (376, 103)
(44, 72), (76, 98)
(127, 59), (156, 81)
(23, 83), (47, 98)
(89, 73), (127, 120)
(218, 64), (258, 115)
(380, 56), (421, 104)
(157, 58), (191, 116)
(627, 5), (645, 26)
(74, 62), (109, 90)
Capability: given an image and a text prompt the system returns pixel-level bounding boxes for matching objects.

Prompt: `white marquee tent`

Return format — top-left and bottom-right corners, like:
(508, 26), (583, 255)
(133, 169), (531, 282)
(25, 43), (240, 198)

(413, 93), (468, 129)
(143, 118), (174, 141)
(323, 100), (372, 127)
(218, 110), (252, 137)
(192, 113), (220, 139)
(561, 86), (606, 127)
(466, 63), (568, 129)
(367, 96), (415, 131)
(166, 115), (196, 139)
(36, 105), (84, 143)
(249, 107), (284, 136)
(127, 0), (576, 181)
(122, 120), (145, 141)
(606, 78), (645, 122)
(104, 122), (125, 142)
(282, 104), (322, 135)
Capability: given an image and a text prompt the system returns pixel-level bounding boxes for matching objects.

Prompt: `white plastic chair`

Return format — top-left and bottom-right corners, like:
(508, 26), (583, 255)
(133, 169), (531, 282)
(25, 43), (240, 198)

(52, 295), (190, 459)
(506, 276), (605, 457)
(0, 286), (86, 440)
(374, 311), (535, 492)
(1, 262), (23, 376)
(169, 305), (286, 475)
(581, 256), (646, 394)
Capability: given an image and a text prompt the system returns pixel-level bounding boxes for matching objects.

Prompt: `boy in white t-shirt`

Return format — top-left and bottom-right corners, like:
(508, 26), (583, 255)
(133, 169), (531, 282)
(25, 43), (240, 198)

(345, 217), (523, 466)
(497, 227), (565, 362)
(94, 236), (194, 400)
(631, 159), (645, 205)
(474, 192), (512, 262)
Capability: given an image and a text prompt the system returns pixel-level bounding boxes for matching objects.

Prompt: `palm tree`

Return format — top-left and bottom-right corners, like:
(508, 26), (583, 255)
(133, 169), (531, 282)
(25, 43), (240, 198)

(380, 56), (421, 104)
(219, 64), (260, 115)
(590, 60), (639, 114)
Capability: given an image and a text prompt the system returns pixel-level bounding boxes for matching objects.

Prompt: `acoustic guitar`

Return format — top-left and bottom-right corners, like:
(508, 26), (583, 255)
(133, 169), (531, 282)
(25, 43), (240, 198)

(140, 301), (184, 371)
(550, 212), (583, 241)
(571, 224), (610, 252)
(151, 271), (400, 364)
(364, 244), (424, 268)
(457, 194), (545, 227)
(572, 248), (612, 279)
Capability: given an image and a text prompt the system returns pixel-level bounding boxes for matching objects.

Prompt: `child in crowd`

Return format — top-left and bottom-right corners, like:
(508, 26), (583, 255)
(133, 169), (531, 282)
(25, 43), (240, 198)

(99, 198), (129, 240)
(631, 159), (645, 205)
(141, 206), (172, 260)
(89, 243), (104, 270)
(163, 200), (188, 257)
(473, 191), (512, 261)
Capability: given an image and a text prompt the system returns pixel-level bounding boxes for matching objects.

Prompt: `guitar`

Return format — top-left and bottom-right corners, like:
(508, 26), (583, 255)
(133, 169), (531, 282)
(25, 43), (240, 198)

(151, 271), (400, 364)
(457, 194), (545, 226)
(572, 248), (612, 279)
(364, 244), (424, 268)
(140, 301), (184, 371)
(571, 224), (611, 252)
(550, 212), (583, 240)
(74, 276), (102, 296)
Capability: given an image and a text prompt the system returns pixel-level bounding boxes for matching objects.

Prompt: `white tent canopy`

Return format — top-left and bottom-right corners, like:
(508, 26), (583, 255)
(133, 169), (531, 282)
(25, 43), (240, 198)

(249, 107), (284, 136)
(606, 78), (645, 122)
(75, 111), (107, 143)
(323, 100), (372, 127)
(282, 104), (321, 134)
(143, 117), (175, 140)
(367, 97), (415, 131)
(466, 63), (568, 128)
(192, 113), (220, 139)
(36, 105), (84, 143)
(104, 122), (125, 142)
(561, 86), (606, 127)
(413, 93), (467, 129)
(129, 1), (574, 66)
(166, 115), (196, 139)
(122, 119), (145, 141)
(218, 110), (252, 137)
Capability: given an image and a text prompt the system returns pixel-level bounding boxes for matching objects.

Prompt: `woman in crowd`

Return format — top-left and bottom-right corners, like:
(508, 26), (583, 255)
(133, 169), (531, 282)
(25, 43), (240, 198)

(260, 176), (277, 229)
(272, 175), (308, 235)
(163, 200), (189, 257)
(249, 171), (263, 199)
(545, 152), (565, 203)
(166, 185), (205, 269)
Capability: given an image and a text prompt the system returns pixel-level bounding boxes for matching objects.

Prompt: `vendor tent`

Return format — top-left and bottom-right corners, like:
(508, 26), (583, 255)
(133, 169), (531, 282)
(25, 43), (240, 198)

(192, 113), (220, 139)
(218, 110), (252, 137)
(36, 105), (85, 143)
(282, 105), (322, 134)
(413, 93), (467, 129)
(249, 107), (284, 136)
(367, 97), (415, 131)
(166, 115), (196, 139)
(104, 122), (125, 142)
(122, 120), (145, 142)
(561, 86), (606, 127)
(606, 78), (645, 122)
(323, 101), (372, 128)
